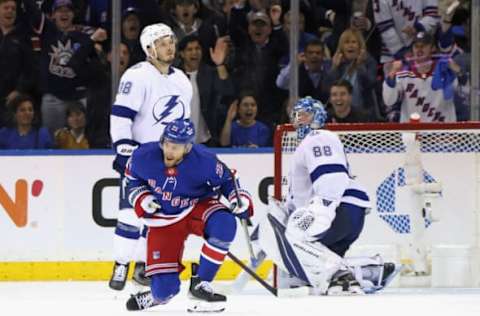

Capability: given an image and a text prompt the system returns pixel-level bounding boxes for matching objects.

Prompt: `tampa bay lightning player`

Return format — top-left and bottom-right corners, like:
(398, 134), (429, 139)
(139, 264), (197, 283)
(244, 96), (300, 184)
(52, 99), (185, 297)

(109, 22), (192, 290)
(252, 97), (401, 295)
(124, 119), (253, 312)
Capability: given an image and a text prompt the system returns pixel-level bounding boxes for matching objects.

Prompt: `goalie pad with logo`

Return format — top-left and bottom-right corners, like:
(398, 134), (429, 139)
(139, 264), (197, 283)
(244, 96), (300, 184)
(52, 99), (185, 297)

(257, 198), (345, 293)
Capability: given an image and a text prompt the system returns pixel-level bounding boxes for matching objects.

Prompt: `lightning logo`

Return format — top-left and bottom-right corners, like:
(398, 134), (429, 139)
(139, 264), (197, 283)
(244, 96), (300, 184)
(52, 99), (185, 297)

(152, 95), (186, 125)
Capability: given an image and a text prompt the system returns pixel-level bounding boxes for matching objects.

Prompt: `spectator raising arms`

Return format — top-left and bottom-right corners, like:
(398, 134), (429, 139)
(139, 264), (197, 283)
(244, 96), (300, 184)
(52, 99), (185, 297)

(323, 28), (377, 112)
(0, 94), (53, 149)
(21, 0), (107, 134)
(178, 34), (234, 146)
(220, 91), (270, 148)
(383, 31), (461, 122)
(276, 39), (331, 104)
(373, 0), (439, 65)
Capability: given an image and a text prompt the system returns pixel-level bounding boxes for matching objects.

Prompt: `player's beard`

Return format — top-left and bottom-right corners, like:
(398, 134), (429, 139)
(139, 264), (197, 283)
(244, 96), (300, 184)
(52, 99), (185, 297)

(156, 53), (175, 65)
(164, 156), (182, 167)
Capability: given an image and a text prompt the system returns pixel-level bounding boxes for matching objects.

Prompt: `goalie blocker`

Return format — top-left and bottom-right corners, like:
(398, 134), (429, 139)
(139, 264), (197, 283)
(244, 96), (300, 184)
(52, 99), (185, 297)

(256, 197), (401, 295)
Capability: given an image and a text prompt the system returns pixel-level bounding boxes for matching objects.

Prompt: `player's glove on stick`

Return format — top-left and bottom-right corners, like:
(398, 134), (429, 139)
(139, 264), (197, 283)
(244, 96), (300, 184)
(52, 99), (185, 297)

(134, 193), (161, 218)
(229, 192), (254, 219)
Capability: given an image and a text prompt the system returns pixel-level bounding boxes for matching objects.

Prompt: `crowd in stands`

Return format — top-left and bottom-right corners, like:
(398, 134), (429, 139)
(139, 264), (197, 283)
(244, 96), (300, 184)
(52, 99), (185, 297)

(0, 0), (474, 149)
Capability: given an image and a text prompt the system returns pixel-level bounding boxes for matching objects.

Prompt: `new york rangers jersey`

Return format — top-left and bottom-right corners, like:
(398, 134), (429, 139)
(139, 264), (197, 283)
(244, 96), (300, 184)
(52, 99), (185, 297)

(110, 61), (192, 144)
(126, 143), (239, 227)
(373, 0), (439, 63)
(383, 66), (458, 122)
(286, 130), (371, 211)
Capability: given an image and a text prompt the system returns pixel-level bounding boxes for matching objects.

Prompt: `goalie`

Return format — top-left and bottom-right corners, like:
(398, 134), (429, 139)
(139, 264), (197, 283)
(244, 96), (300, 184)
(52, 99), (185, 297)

(255, 97), (401, 295)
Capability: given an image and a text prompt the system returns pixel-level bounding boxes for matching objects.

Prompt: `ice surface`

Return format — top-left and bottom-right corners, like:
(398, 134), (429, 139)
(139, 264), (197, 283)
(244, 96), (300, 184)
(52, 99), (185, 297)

(1, 281), (479, 316)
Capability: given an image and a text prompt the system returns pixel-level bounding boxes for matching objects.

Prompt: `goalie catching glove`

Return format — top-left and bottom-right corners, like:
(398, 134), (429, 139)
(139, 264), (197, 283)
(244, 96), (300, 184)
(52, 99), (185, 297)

(228, 190), (254, 219)
(286, 196), (338, 242)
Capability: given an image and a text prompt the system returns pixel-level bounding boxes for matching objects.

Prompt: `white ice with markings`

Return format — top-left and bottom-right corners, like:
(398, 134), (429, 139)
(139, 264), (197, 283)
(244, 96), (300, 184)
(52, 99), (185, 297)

(1, 281), (480, 316)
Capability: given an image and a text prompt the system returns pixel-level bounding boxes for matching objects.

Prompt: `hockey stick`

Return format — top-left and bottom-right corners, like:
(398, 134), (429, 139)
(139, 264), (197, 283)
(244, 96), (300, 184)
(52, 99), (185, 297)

(227, 251), (277, 296)
(226, 251), (310, 298)
(223, 163), (257, 265)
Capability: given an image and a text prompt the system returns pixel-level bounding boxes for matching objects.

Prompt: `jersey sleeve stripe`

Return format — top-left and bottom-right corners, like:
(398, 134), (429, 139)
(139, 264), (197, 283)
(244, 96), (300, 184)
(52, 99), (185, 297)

(111, 105), (138, 120)
(309, 164), (348, 183)
(423, 7), (438, 15)
(343, 189), (370, 201)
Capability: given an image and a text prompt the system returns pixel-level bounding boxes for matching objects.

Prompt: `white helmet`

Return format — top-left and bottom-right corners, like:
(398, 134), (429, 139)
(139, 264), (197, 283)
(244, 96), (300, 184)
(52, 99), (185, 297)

(140, 23), (175, 57)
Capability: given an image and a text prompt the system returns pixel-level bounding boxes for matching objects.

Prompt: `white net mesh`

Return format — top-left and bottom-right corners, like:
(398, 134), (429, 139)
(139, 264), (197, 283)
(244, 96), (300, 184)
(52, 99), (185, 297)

(276, 123), (480, 201)
(280, 128), (480, 155)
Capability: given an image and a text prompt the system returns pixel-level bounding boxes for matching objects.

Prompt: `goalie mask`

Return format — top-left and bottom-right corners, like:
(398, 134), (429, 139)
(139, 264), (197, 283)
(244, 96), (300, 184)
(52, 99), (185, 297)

(290, 97), (327, 140)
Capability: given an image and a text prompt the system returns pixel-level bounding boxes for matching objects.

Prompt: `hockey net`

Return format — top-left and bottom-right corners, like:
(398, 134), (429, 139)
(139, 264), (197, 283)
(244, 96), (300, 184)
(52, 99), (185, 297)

(274, 122), (480, 286)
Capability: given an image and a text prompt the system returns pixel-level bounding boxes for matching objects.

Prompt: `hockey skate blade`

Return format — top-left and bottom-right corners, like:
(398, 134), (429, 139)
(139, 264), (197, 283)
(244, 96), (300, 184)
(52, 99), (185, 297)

(187, 300), (225, 313)
(276, 286), (311, 298)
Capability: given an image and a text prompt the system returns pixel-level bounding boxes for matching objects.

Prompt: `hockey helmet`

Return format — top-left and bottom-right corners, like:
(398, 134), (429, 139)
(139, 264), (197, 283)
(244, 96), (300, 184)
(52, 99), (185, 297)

(140, 23), (176, 56)
(161, 118), (195, 145)
(290, 96), (328, 140)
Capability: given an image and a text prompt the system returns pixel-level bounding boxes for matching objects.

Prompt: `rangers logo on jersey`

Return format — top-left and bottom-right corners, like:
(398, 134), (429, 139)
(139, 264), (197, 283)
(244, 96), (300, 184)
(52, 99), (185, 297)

(165, 168), (178, 177)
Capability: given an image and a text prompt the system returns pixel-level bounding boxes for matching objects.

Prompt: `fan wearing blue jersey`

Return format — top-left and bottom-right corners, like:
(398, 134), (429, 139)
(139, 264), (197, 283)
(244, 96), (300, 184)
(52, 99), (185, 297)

(109, 23), (193, 290)
(254, 97), (401, 295)
(124, 119), (253, 312)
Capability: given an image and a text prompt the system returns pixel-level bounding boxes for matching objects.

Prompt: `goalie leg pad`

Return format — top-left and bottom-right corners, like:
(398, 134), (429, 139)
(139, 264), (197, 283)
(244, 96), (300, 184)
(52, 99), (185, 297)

(344, 255), (402, 293)
(258, 211), (344, 293)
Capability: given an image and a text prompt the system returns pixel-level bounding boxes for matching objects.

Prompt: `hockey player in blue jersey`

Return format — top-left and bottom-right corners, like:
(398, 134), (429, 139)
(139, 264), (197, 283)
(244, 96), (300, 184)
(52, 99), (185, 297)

(109, 22), (192, 290)
(247, 97), (400, 295)
(124, 119), (253, 312)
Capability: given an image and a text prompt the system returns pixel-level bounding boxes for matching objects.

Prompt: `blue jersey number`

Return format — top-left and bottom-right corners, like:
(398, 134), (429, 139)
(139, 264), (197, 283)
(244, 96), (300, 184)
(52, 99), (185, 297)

(313, 145), (332, 157)
(118, 81), (132, 95)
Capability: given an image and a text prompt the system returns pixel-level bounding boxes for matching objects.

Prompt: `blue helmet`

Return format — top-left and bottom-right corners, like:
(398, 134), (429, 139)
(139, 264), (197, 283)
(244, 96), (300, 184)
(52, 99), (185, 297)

(161, 118), (195, 145)
(290, 97), (327, 140)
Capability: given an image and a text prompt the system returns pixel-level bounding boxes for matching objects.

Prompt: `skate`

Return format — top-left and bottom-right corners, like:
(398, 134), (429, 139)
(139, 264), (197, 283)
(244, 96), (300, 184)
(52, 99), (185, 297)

(126, 291), (159, 311)
(327, 270), (364, 295)
(380, 262), (403, 288)
(187, 263), (226, 313)
(133, 261), (151, 286)
(109, 262), (129, 291)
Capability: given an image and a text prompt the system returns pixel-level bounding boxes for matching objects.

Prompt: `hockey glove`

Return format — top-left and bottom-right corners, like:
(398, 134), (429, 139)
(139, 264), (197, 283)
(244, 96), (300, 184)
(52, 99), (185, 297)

(286, 197), (337, 242)
(229, 191), (254, 219)
(134, 193), (161, 218)
(113, 139), (139, 174)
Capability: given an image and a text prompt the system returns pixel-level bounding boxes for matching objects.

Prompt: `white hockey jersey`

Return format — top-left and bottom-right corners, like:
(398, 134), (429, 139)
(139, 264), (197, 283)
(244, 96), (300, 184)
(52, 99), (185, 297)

(110, 61), (192, 144)
(373, 0), (439, 63)
(286, 130), (371, 212)
(383, 67), (458, 122)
